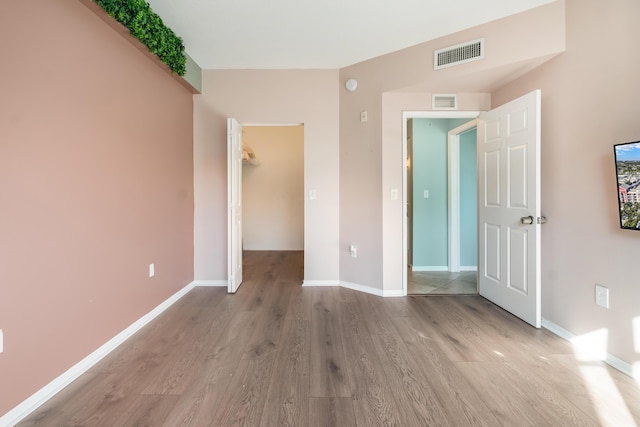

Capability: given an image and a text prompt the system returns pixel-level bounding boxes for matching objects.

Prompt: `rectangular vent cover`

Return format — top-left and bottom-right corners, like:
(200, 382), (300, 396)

(434, 38), (484, 70)
(432, 94), (457, 110)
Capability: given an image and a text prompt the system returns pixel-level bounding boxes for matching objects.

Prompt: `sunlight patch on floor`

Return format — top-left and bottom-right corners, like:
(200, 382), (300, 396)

(577, 363), (637, 427)
(571, 328), (637, 426)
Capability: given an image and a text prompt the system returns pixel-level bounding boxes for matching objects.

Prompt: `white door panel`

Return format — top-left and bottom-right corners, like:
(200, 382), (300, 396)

(227, 118), (243, 293)
(478, 90), (541, 327)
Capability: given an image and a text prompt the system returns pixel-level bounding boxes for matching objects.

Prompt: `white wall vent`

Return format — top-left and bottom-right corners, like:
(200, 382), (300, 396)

(432, 94), (457, 110)
(434, 38), (484, 70)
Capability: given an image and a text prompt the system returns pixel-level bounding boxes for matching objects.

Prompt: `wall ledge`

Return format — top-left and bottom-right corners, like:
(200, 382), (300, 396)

(78, 0), (200, 94)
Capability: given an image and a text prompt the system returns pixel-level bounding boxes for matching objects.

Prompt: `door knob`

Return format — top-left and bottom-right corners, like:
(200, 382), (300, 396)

(521, 216), (534, 225)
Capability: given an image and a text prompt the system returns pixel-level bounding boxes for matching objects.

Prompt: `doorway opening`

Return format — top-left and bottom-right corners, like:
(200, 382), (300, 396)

(227, 121), (305, 293)
(241, 125), (305, 252)
(403, 112), (479, 295)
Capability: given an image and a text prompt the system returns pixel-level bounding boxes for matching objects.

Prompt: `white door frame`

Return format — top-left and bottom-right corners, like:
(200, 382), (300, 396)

(227, 118), (243, 293)
(227, 122), (306, 289)
(447, 119), (478, 272)
(402, 111), (479, 296)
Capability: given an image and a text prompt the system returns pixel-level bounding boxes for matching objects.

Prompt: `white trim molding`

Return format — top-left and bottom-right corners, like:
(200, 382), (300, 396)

(1, 281), (197, 427)
(412, 266), (448, 272)
(193, 280), (228, 287)
(542, 318), (636, 380)
(339, 281), (404, 297)
(460, 266), (478, 272)
(340, 281), (384, 296)
(302, 280), (340, 287)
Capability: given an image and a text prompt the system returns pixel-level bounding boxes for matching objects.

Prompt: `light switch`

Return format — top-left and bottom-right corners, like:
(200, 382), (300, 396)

(360, 111), (368, 122)
(309, 189), (317, 200)
(424, 190), (430, 198)
(391, 188), (399, 200)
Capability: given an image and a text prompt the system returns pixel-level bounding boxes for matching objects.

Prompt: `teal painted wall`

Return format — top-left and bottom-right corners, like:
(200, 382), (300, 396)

(411, 118), (474, 269)
(459, 129), (477, 267)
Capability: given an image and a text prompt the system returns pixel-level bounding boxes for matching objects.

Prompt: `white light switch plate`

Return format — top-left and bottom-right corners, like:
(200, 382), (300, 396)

(595, 284), (609, 308)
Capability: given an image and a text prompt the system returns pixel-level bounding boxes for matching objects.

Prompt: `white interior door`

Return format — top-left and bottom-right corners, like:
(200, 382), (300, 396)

(227, 118), (243, 293)
(478, 90), (541, 327)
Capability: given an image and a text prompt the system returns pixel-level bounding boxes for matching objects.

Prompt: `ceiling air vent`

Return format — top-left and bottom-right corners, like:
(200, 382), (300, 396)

(432, 94), (457, 110)
(434, 38), (484, 70)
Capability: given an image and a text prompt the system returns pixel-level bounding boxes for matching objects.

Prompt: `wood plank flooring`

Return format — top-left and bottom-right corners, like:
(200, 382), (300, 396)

(17, 251), (640, 426)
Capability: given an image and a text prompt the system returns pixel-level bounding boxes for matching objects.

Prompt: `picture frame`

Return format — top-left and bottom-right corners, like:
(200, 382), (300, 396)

(614, 140), (640, 230)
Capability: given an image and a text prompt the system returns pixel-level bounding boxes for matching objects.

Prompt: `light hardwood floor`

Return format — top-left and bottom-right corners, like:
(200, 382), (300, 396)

(18, 251), (640, 426)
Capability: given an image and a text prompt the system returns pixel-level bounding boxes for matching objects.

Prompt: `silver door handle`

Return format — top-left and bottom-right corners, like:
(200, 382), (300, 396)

(521, 216), (534, 225)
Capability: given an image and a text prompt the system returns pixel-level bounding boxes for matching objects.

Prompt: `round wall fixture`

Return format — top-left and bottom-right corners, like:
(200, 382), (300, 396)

(345, 79), (358, 92)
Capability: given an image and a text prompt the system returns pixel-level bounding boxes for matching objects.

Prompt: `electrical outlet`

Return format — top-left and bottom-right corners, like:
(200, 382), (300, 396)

(0, 329), (4, 354)
(349, 245), (358, 258)
(360, 111), (368, 122)
(595, 284), (609, 308)
(149, 263), (155, 278)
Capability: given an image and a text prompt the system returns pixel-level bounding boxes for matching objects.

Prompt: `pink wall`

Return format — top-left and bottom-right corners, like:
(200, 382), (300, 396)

(492, 0), (640, 367)
(0, 0), (194, 414)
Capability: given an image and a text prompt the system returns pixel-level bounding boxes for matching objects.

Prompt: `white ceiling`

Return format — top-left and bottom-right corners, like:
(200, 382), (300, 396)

(146, 0), (556, 70)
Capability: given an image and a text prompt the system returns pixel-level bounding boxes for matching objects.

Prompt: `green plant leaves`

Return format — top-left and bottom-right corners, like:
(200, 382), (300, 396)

(94, 0), (186, 75)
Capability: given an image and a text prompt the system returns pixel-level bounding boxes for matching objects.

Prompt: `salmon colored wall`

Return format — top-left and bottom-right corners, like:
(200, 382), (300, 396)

(0, 0), (194, 415)
(492, 0), (640, 369)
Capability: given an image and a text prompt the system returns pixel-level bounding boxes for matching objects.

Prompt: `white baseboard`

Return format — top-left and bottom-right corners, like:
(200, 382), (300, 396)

(411, 266), (448, 272)
(339, 281), (405, 297)
(304, 280), (403, 297)
(0, 281), (197, 427)
(193, 280), (227, 287)
(302, 280), (339, 287)
(460, 266), (478, 272)
(339, 281), (384, 296)
(542, 318), (637, 380)
(382, 289), (405, 297)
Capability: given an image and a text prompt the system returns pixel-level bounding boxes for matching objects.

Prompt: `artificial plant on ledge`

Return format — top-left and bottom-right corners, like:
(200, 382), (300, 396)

(93, 0), (186, 76)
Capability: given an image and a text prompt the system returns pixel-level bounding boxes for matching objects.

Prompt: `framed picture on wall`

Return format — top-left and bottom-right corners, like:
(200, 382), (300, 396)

(614, 140), (640, 230)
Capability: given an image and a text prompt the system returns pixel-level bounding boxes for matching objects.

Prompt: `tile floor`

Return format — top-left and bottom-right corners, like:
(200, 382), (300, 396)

(407, 270), (477, 295)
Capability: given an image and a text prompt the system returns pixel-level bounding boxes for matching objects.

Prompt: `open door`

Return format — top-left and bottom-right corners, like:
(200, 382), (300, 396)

(478, 90), (542, 327)
(227, 118), (243, 293)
